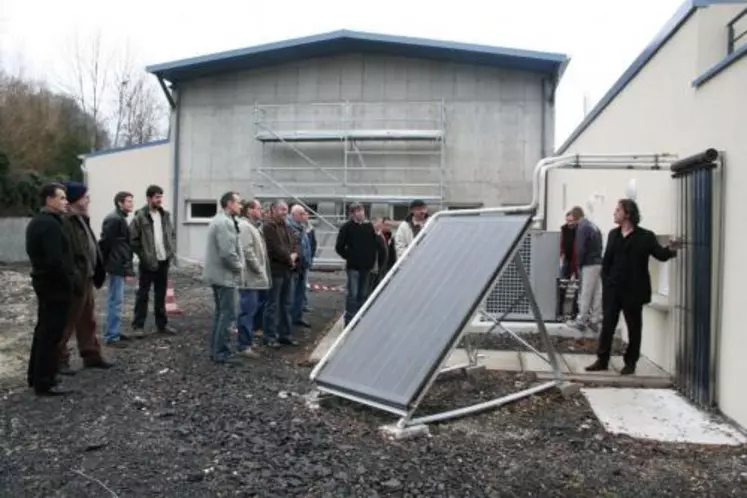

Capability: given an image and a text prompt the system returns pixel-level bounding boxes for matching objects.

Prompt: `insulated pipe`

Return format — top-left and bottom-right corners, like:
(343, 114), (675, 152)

(533, 154), (678, 229)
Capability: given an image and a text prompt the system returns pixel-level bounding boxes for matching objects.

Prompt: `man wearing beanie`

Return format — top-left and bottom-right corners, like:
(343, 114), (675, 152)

(58, 181), (113, 375)
(130, 185), (177, 336)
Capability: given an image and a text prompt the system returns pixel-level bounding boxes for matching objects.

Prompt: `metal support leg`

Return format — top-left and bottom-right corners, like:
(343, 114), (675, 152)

(513, 253), (564, 382)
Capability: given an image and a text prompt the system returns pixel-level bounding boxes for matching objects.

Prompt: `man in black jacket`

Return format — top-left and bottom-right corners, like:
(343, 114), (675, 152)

(335, 203), (386, 325)
(586, 199), (680, 375)
(26, 183), (75, 396)
(99, 191), (134, 346)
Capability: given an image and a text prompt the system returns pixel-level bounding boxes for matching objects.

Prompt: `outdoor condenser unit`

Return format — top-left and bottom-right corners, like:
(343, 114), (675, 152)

(483, 230), (560, 322)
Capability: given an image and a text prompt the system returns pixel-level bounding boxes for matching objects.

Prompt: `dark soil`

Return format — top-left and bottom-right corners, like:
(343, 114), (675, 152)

(463, 330), (626, 356)
(1, 265), (745, 497)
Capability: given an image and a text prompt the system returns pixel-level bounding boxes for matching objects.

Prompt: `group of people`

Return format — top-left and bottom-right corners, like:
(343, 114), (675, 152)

(25, 183), (177, 396)
(25, 180), (670, 391)
(335, 199), (429, 325)
(560, 199), (680, 375)
(201, 195), (432, 363)
(202, 196), (318, 363)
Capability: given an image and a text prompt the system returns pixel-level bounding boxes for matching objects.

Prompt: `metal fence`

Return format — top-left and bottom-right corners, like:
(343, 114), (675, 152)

(671, 149), (722, 409)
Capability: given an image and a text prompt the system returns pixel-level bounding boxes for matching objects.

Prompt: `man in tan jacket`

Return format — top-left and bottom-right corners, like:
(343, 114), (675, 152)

(237, 200), (270, 358)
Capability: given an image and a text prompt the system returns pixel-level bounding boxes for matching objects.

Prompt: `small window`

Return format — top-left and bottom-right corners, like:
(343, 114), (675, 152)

(187, 201), (217, 221)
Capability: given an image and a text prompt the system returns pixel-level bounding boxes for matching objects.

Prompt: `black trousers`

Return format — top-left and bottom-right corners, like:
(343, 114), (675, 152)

(28, 293), (70, 391)
(133, 261), (169, 330)
(597, 291), (643, 366)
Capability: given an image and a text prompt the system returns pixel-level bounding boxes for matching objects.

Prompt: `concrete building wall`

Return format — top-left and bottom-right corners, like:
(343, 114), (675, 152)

(0, 218), (30, 263)
(84, 142), (172, 236)
(175, 54), (554, 261)
(556, 3), (747, 429)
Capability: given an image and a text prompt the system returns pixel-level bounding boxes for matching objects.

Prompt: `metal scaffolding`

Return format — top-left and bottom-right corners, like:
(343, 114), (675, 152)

(252, 101), (446, 267)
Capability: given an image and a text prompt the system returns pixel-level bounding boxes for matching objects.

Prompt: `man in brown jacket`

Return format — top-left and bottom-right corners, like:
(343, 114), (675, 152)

(262, 200), (298, 348)
(58, 181), (113, 375)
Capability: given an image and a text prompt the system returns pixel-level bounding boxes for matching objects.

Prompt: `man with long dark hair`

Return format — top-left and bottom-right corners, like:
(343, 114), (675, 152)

(586, 199), (680, 375)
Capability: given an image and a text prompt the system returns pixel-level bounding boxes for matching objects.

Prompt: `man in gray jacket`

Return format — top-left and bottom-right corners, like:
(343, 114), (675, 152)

(566, 206), (604, 333)
(236, 200), (270, 358)
(202, 192), (245, 364)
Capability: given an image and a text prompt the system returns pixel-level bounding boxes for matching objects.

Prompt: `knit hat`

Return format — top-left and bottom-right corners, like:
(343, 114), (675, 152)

(63, 181), (88, 204)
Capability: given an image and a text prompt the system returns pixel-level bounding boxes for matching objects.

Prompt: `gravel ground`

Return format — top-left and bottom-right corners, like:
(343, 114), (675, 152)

(463, 330), (626, 356)
(1, 264), (746, 497)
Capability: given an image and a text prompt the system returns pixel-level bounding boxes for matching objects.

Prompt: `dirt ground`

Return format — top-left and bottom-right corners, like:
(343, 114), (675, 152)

(1, 263), (746, 497)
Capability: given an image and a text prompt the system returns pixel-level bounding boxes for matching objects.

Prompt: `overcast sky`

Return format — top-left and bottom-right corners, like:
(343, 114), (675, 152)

(0, 0), (683, 148)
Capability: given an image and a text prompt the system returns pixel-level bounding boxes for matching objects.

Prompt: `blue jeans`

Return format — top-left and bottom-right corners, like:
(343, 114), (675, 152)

(254, 290), (267, 331)
(291, 269), (308, 323)
(105, 275), (125, 342)
(264, 274), (292, 342)
(345, 269), (371, 325)
(237, 289), (259, 351)
(211, 285), (238, 362)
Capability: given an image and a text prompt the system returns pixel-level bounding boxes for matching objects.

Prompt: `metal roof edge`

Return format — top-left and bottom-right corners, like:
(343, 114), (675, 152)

(145, 29), (568, 79)
(81, 139), (170, 160)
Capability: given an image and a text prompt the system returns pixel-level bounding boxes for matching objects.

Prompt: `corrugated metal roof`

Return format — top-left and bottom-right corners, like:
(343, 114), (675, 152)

(146, 30), (568, 84)
(314, 213), (532, 414)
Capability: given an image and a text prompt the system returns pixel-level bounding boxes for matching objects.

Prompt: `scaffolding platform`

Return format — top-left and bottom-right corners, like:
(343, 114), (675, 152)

(255, 129), (444, 143)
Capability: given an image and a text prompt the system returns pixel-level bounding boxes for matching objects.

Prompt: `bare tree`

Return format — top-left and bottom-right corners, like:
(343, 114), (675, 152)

(110, 44), (167, 147)
(65, 31), (111, 151)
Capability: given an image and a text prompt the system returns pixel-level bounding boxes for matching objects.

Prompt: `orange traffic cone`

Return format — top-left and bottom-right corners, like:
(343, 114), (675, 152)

(165, 280), (182, 315)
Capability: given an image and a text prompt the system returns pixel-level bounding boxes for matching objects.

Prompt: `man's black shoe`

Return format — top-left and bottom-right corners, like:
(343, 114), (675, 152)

(278, 338), (299, 347)
(620, 364), (636, 376)
(84, 359), (115, 370)
(584, 360), (609, 372)
(35, 386), (75, 397)
(58, 365), (77, 376)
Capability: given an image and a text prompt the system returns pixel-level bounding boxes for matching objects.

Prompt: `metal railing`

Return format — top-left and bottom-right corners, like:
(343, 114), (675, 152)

(727, 7), (747, 54)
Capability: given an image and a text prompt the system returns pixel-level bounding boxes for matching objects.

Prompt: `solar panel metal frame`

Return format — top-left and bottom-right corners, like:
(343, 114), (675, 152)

(312, 212), (534, 416)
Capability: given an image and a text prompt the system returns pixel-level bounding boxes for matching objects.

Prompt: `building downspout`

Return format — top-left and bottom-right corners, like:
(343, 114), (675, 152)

(540, 78), (548, 158)
(171, 86), (182, 262)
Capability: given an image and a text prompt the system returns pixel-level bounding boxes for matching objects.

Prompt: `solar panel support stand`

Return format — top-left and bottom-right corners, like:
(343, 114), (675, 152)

(390, 252), (566, 431)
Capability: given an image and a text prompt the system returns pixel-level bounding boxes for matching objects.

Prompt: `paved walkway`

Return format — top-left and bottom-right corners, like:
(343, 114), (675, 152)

(446, 349), (672, 387)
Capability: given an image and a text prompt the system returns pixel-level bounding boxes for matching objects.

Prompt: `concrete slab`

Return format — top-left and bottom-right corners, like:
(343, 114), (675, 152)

(610, 356), (668, 377)
(582, 388), (747, 445)
(446, 349), (522, 371)
(308, 315), (343, 362)
(562, 353), (600, 374)
(380, 423), (430, 440)
(538, 371), (673, 388)
(519, 352), (570, 373)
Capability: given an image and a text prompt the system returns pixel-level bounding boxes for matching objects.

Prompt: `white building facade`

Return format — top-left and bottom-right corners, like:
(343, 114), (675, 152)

(555, 0), (747, 429)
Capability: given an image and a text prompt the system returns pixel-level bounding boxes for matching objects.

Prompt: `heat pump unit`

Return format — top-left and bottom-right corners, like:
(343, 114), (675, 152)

(483, 230), (559, 322)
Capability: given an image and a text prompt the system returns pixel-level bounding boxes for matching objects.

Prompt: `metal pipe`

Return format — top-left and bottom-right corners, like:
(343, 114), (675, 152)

(406, 381), (558, 426)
